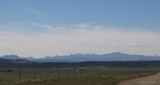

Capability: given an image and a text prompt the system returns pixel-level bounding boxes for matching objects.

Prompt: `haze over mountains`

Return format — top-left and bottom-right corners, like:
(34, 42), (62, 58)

(0, 52), (160, 62)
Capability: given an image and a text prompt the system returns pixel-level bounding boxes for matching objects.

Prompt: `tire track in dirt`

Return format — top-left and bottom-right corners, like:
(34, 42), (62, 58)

(118, 73), (160, 85)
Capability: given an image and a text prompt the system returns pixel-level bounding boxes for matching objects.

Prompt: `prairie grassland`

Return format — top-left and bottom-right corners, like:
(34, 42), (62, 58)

(0, 67), (159, 85)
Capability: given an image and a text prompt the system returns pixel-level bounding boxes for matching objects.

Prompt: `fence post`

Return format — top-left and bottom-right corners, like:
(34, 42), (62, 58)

(66, 70), (69, 79)
(99, 72), (101, 77)
(47, 69), (49, 79)
(34, 67), (37, 80)
(19, 69), (21, 82)
(85, 71), (87, 77)
(57, 69), (60, 80)
(108, 70), (109, 76)
(81, 70), (83, 77)
(74, 67), (76, 78)
(91, 71), (93, 77)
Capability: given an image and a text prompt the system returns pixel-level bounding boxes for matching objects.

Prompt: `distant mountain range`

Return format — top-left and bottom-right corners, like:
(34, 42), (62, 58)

(1, 52), (160, 62)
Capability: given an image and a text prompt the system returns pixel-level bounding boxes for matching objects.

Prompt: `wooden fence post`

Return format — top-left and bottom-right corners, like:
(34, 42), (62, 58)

(34, 67), (37, 80)
(85, 71), (87, 77)
(74, 67), (76, 78)
(81, 70), (83, 77)
(99, 72), (101, 77)
(57, 69), (60, 80)
(66, 70), (69, 79)
(47, 69), (49, 79)
(19, 70), (21, 82)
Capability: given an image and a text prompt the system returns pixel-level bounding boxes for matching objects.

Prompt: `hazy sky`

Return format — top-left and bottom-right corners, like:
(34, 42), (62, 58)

(0, 0), (160, 58)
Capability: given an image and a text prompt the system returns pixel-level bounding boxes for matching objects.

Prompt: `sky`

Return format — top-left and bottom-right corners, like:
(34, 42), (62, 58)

(0, 0), (160, 58)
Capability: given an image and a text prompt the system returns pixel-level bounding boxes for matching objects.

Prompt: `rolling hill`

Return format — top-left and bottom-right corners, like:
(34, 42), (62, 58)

(1, 52), (160, 62)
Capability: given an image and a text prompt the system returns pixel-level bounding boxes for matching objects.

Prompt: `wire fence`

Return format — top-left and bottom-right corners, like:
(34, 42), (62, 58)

(0, 67), (158, 85)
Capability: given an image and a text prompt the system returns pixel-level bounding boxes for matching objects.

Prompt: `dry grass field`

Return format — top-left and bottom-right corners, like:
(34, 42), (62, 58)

(0, 67), (159, 85)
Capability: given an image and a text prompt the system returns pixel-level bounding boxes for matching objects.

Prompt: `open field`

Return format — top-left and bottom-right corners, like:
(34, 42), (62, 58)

(0, 67), (159, 85)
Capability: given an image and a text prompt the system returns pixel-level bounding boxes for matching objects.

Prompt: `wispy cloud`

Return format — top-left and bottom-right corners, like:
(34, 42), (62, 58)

(71, 24), (89, 29)
(31, 23), (54, 30)
(0, 24), (160, 58)
(31, 22), (67, 32)
(23, 7), (44, 15)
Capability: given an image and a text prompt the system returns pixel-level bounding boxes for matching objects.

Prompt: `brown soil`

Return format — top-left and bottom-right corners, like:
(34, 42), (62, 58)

(118, 73), (160, 85)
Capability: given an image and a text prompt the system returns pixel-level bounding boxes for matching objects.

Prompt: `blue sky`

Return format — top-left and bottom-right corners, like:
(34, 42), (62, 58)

(0, 0), (160, 57)
(1, 0), (160, 30)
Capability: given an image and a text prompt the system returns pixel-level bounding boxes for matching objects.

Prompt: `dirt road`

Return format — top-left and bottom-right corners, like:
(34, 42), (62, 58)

(118, 73), (160, 85)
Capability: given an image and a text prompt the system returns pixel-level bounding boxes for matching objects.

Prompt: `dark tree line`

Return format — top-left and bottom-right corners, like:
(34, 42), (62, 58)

(1, 58), (160, 68)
